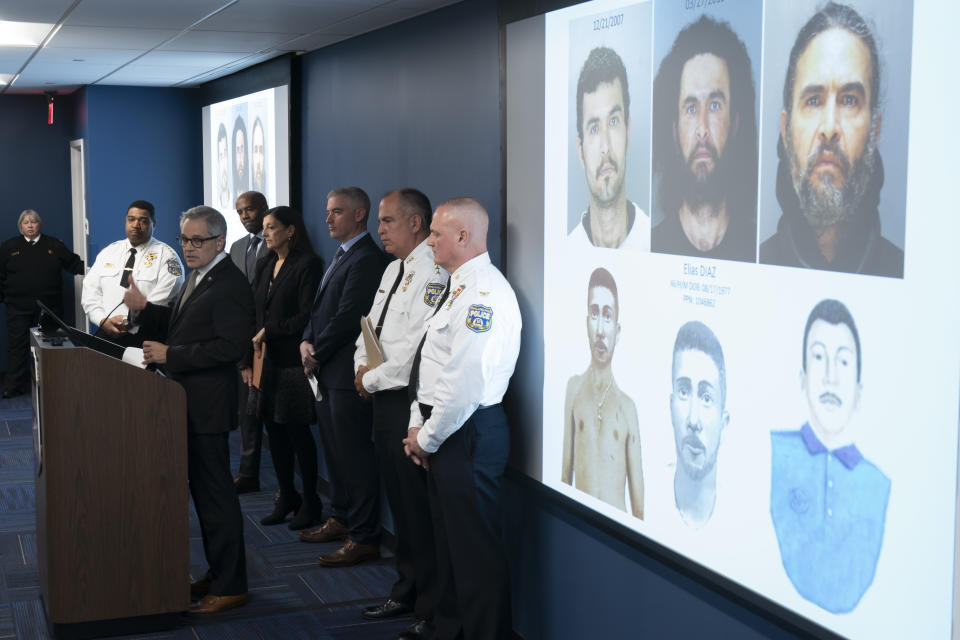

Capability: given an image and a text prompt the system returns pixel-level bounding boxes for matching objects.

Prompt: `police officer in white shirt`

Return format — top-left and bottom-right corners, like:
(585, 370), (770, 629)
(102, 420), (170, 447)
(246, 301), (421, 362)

(81, 200), (183, 346)
(352, 189), (448, 636)
(403, 197), (521, 640)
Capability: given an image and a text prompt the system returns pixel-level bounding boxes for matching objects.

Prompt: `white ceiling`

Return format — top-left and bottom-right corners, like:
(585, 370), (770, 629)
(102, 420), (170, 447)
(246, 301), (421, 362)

(0, 0), (462, 94)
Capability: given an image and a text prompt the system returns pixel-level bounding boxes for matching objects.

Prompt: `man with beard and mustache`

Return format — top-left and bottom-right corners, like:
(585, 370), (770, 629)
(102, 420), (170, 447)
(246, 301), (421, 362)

(233, 116), (249, 201)
(251, 117), (266, 195)
(562, 267), (643, 518)
(760, 2), (903, 277)
(770, 299), (889, 613)
(651, 16), (758, 262)
(569, 47), (650, 251)
(669, 321), (727, 529)
(217, 124), (231, 209)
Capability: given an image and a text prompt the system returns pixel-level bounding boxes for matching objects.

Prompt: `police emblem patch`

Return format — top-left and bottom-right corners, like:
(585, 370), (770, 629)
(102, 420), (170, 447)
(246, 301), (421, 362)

(465, 304), (493, 333)
(166, 258), (182, 276)
(424, 282), (445, 307)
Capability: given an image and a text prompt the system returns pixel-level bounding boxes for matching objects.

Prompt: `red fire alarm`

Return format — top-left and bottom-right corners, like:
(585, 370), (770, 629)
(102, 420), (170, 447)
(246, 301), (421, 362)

(46, 93), (54, 125)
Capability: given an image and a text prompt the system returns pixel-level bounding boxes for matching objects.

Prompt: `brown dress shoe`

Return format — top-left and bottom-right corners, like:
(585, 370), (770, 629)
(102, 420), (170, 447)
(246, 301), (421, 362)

(188, 593), (248, 614)
(317, 539), (380, 567)
(299, 517), (348, 543)
(189, 577), (211, 599)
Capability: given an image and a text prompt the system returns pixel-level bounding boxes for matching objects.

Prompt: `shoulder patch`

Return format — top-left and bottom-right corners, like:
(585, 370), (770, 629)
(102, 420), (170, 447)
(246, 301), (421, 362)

(424, 282), (445, 307)
(166, 258), (182, 276)
(465, 304), (493, 333)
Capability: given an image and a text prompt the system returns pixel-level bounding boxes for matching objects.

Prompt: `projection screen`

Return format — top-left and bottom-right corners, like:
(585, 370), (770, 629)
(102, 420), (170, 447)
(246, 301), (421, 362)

(506, 0), (960, 637)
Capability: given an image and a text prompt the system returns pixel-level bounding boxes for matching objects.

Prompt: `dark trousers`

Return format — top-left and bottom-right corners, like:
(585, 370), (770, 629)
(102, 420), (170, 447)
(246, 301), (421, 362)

(315, 387), (380, 545)
(427, 405), (512, 640)
(4, 301), (40, 394)
(236, 378), (263, 480)
(188, 432), (248, 596)
(266, 420), (318, 503)
(373, 389), (439, 620)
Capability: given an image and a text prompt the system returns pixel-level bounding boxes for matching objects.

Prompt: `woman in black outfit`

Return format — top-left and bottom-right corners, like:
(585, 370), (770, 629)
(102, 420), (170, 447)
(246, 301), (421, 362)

(241, 206), (324, 529)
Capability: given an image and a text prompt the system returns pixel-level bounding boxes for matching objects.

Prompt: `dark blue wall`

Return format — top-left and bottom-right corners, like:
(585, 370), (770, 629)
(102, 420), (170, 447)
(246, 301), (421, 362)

(82, 86), (201, 259)
(0, 94), (80, 370)
(298, 0), (502, 267)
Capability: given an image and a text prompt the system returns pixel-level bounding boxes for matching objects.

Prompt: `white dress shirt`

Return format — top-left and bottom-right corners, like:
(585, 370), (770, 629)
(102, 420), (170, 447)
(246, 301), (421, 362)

(354, 238), (448, 393)
(81, 236), (184, 329)
(409, 252), (521, 453)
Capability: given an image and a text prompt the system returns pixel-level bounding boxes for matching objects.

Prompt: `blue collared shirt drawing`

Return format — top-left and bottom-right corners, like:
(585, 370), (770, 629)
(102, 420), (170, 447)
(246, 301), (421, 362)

(770, 423), (890, 614)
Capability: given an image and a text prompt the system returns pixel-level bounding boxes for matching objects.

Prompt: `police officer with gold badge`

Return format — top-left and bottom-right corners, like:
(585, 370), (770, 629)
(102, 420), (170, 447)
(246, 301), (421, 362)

(81, 200), (183, 346)
(403, 197), (521, 640)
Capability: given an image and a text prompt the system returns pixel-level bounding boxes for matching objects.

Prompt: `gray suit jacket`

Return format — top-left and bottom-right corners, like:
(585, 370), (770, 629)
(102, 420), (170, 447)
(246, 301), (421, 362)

(229, 234), (269, 283)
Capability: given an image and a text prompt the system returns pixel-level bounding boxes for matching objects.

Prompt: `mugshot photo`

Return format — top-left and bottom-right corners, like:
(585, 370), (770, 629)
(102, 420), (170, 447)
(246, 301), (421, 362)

(758, 0), (913, 278)
(565, 2), (651, 251)
(651, 0), (762, 263)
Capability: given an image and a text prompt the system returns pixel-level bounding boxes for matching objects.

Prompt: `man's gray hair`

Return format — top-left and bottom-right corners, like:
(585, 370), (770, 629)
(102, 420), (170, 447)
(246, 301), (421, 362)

(180, 205), (227, 237)
(17, 209), (41, 231)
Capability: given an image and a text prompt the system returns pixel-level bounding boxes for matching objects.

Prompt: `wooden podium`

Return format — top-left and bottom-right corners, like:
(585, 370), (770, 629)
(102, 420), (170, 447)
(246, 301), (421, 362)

(30, 330), (189, 633)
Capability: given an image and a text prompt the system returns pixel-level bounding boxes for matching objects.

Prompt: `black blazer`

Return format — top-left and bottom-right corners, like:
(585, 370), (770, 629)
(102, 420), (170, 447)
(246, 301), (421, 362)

(248, 248), (323, 369)
(301, 233), (388, 389)
(139, 257), (255, 434)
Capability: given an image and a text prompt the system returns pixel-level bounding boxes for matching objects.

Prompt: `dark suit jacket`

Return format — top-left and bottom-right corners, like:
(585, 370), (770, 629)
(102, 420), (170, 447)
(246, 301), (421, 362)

(229, 234), (269, 283)
(140, 257), (255, 434)
(302, 233), (388, 389)
(247, 249), (323, 369)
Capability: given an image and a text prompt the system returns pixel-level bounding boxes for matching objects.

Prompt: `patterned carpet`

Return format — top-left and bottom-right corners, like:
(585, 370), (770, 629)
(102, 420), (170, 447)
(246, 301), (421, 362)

(0, 392), (411, 639)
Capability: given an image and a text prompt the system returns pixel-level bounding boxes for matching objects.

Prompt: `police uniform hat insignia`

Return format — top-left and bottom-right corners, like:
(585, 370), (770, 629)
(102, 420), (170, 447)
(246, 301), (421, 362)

(466, 304), (493, 333)
(424, 282), (445, 307)
(166, 258), (182, 276)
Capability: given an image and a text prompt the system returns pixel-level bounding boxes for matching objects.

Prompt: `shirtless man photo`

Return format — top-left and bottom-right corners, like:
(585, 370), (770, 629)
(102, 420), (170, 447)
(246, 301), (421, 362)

(562, 267), (643, 518)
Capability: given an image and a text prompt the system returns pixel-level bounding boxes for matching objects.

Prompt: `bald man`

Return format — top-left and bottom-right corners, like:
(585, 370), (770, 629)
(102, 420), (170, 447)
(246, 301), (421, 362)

(404, 198), (521, 640)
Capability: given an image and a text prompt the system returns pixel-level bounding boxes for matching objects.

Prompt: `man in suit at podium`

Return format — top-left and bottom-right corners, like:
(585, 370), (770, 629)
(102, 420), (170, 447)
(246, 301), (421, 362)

(126, 206), (254, 614)
(229, 191), (269, 494)
(299, 186), (388, 566)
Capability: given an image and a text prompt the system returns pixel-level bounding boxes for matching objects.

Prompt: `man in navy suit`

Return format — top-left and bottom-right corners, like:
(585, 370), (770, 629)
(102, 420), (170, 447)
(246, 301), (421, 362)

(126, 206), (254, 614)
(299, 187), (388, 566)
(229, 191), (269, 493)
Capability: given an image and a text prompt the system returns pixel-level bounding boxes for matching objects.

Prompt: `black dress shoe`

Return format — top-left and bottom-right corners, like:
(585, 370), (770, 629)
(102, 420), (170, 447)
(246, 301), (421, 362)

(362, 598), (412, 620)
(260, 492), (301, 525)
(288, 496), (322, 530)
(233, 475), (260, 494)
(397, 618), (433, 639)
(190, 577), (211, 599)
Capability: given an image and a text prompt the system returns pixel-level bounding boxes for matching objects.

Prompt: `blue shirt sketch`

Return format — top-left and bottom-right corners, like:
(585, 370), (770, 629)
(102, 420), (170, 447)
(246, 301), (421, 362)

(770, 424), (890, 614)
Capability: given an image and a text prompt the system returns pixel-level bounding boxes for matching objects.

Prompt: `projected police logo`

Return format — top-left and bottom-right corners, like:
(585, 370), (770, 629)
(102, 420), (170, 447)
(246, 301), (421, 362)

(562, 268), (643, 518)
(770, 299), (890, 613)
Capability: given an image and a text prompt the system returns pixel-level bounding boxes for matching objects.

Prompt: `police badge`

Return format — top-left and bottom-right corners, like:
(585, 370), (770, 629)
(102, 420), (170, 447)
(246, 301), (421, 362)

(401, 271), (415, 292)
(424, 282), (445, 307)
(465, 304), (493, 333)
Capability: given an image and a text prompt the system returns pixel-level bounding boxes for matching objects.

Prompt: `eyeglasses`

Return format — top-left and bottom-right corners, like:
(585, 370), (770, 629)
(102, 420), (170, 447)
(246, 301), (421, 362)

(176, 234), (221, 248)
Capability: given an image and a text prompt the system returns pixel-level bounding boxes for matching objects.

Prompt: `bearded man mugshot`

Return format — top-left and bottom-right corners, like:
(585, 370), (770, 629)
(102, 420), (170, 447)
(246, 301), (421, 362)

(562, 267), (643, 518)
(760, 2), (904, 277)
(770, 299), (890, 614)
(652, 15), (758, 262)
